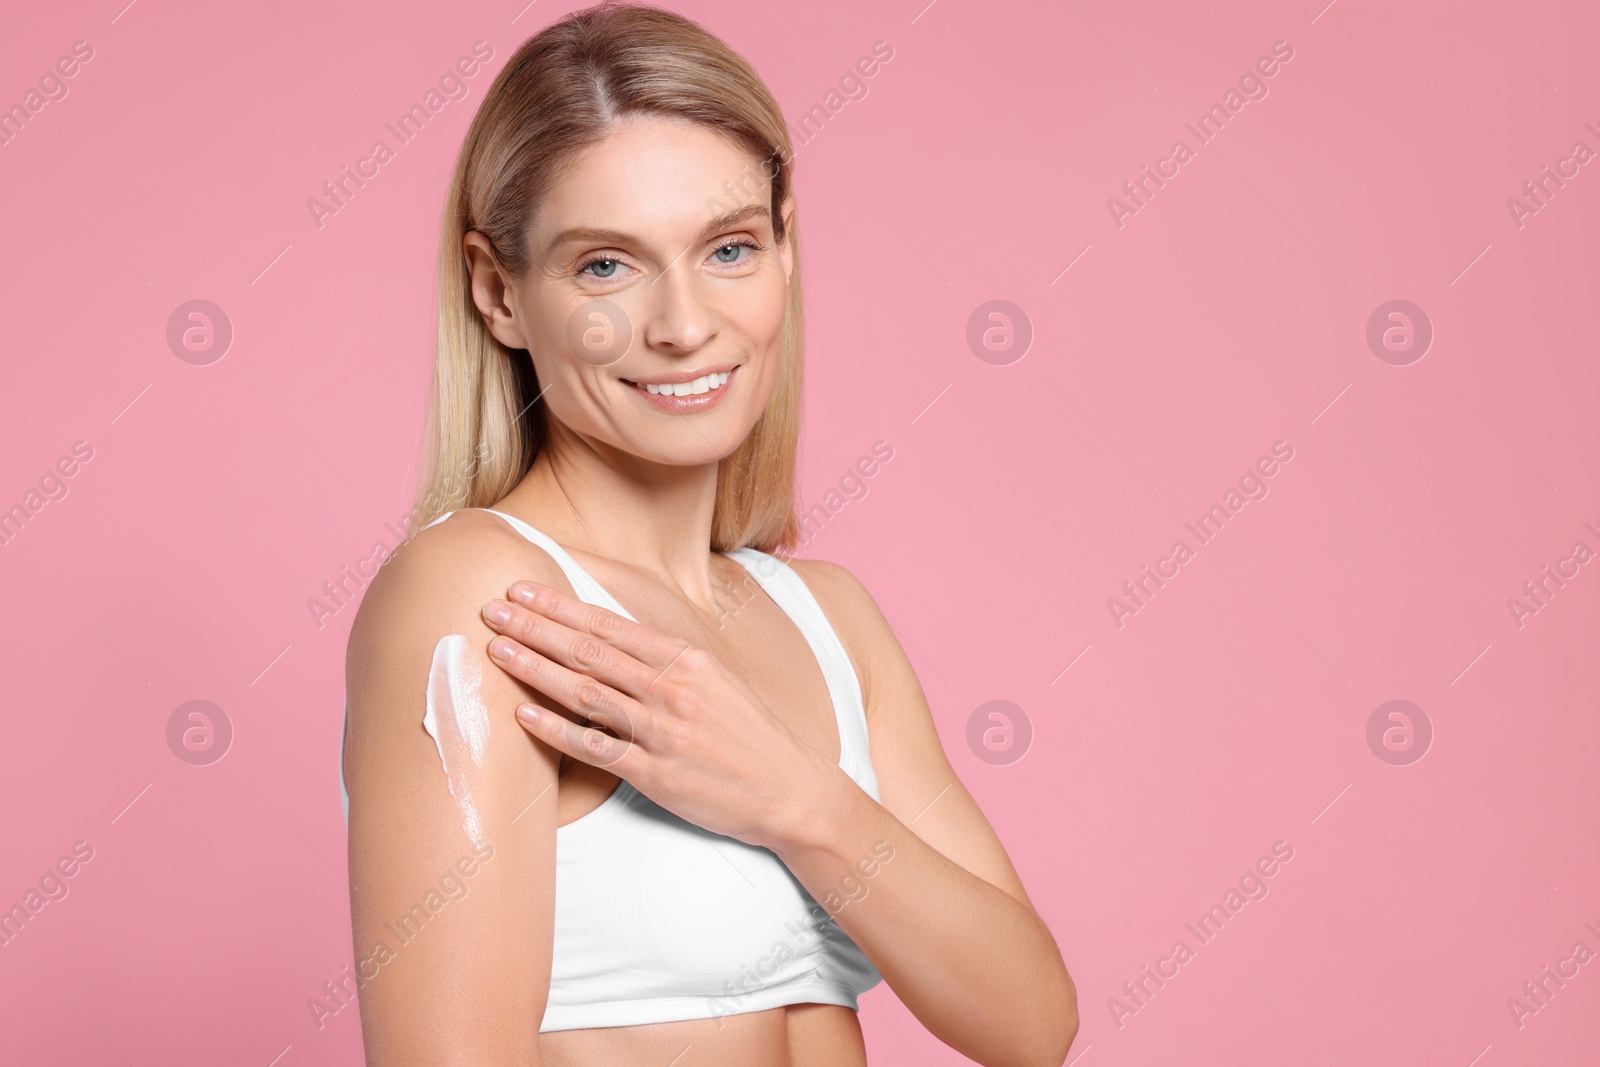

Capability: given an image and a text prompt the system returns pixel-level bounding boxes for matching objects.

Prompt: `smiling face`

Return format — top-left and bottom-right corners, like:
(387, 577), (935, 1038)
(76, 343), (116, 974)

(466, 115), (795, 469)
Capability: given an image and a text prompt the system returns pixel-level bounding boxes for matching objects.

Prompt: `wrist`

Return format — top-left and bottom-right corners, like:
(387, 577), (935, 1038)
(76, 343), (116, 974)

(759, 755), (864, 858)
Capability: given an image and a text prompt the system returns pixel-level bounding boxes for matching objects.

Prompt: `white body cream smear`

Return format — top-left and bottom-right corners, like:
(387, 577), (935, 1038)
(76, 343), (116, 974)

(422, 634), (492, 849)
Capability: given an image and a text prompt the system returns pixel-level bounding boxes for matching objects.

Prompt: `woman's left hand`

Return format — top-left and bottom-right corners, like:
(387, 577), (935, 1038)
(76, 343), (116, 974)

(480, 579), (840, 850)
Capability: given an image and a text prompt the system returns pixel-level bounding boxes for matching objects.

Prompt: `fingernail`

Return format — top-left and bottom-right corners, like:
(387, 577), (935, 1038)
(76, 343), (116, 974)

(517, 703), (539, 724)
(490, 637), (517, 661)
(483, 601), (512, 625)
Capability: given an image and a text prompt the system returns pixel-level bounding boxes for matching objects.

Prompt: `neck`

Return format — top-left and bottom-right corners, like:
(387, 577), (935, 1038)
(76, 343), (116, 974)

(495, 420), (724, 604)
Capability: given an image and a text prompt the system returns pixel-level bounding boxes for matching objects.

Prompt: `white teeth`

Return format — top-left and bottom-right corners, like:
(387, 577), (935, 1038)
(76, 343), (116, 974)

(642, 371), (731, 396)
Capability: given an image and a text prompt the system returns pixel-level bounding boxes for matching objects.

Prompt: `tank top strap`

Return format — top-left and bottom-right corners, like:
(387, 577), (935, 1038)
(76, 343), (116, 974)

(426, 507), (637, 622)
(723, 547), (876, 793)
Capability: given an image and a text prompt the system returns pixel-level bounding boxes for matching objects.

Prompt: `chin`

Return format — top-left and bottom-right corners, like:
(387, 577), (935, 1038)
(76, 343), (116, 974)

(628, 420), (756, 467)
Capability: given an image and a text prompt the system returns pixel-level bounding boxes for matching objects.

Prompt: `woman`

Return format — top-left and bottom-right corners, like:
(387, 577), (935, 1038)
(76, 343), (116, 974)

(341, 3), (1078, 1064)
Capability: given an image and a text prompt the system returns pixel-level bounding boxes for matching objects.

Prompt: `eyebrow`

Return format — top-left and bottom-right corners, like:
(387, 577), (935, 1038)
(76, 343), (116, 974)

(545, 204), (772, 253)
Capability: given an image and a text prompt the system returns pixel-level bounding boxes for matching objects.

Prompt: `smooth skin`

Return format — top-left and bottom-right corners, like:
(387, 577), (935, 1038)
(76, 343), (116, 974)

(343, 115), (1077, 1067)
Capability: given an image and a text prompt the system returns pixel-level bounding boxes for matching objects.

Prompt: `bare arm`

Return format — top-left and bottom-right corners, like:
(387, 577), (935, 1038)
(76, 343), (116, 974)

(343, 510), (574, 1067)
(777, 559), (1079, 1067)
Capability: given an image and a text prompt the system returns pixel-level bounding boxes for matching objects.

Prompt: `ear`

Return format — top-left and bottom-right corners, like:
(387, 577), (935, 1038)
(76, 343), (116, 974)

(776, 194), (797, 286)
(463, 231), (530, 350)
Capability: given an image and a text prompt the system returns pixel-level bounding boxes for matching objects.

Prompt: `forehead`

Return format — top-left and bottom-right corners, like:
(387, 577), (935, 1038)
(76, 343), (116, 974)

(531, 116), (769, 244)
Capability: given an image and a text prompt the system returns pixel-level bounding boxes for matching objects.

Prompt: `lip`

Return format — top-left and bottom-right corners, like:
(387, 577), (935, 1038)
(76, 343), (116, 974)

(621, 364), (739, 415)
(618, 363), (740, 387)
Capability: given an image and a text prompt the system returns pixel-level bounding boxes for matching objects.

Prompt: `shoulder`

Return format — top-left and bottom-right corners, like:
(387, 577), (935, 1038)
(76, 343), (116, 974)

(782, 556), (903, 719)
(346, 508), (575, 689)
(342, 506), (576, 817)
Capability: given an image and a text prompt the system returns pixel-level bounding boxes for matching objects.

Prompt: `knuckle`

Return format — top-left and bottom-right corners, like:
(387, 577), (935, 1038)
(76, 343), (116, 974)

(580, 727), (613, 759)
(677, 645), (714, 676)
(514, 612), (543, 644)
(590, 609), (622, 639)
(662, 678), (699, 717)
(572, 637), (605, 667)
(658, 715), (691, 756)
(574, 680), (606, 711)
(502, 644), (534, 674)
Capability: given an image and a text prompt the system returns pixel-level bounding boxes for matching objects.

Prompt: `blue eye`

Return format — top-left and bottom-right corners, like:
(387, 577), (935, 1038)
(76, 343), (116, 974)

(577, 239), (762, 280)
(713, 238), (761, 264)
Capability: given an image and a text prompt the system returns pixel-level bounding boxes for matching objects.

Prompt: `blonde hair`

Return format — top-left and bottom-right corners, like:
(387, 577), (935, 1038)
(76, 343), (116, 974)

(411, 0), (803, 553)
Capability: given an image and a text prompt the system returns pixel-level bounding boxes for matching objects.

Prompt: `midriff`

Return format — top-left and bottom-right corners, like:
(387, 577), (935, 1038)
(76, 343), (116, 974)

(539, 1000), (868, 1066)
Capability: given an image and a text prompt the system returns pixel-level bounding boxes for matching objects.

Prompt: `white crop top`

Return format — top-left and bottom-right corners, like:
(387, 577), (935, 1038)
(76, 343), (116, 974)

(340, 507), (883, 1031)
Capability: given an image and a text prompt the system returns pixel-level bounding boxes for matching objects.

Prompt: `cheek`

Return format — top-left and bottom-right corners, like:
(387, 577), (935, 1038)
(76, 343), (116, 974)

(523, 292), (609, 399)
(529, 290), (585, 364)
(738, 280), (789, 395)
(732, 271), (790, 354)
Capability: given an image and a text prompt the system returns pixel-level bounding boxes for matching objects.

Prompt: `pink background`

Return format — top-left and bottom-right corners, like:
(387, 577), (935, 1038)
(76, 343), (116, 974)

(2, 0), (1597, 1063)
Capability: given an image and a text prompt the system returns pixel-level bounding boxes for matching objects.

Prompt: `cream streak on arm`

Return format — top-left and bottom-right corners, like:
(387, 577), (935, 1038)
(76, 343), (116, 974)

(421, 633), (493, 850)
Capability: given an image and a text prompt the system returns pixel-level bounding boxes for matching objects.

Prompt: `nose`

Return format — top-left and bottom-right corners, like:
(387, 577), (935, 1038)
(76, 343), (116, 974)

(640, 256), (716, 354)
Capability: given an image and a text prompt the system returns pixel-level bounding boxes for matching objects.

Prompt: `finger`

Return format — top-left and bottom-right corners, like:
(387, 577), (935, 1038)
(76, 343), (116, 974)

(484, 591), (686, 700)
(487, 634), (640, 762)
(482, 597), (658, 698)
(515, 701), (635, 771)
(504, 580), (692, 678)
